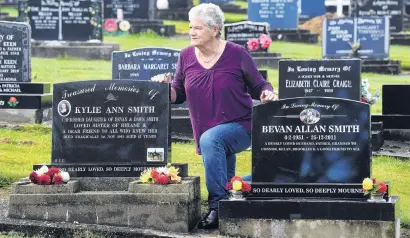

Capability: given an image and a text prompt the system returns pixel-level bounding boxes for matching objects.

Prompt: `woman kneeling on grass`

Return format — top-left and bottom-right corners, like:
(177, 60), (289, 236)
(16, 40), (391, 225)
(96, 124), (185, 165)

(152, 3), (278, 229)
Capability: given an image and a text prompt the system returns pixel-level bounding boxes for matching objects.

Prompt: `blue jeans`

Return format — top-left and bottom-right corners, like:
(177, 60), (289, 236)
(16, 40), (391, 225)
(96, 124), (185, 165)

(199, 122), (251, 209)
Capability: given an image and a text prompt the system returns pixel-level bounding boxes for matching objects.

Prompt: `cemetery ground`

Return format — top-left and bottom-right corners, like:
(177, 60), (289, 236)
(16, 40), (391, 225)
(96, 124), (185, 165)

(1, 30), (410, 236)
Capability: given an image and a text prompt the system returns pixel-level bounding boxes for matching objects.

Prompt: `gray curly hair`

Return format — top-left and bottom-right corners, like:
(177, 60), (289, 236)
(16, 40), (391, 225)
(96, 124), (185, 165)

(188, 3), (225, 39)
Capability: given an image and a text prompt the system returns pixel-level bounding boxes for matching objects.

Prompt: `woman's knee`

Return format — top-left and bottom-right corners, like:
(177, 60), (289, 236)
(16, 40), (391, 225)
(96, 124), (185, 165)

(199, 129), (222, 151)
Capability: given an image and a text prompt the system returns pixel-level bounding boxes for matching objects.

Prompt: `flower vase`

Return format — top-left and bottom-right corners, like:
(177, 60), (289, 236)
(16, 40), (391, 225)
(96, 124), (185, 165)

(229, 190), (245, 200)
(367, 193), (386, 203)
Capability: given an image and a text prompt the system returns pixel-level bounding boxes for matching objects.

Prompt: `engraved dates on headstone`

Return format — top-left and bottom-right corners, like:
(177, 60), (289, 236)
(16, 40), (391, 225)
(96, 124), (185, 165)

(252, 97), (371, 184)
(0, 21), (31, 82)
(278, 59), (361, 100)
(248, 0), (298, 29)
(52, 80), (170, 164)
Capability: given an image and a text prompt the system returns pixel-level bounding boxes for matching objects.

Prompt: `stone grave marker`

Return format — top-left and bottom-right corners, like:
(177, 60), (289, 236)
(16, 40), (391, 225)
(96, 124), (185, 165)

(248, 0), (298, 30)
(350, 0), (404, 33)
(279, 59), (361, 100)
(19, 0), (103, 41)
(112, 47), (180, 80)
(224, 21), (269, 52)
(0, 21), (30, 82)
(250, 97), (371, 198)
(51, 80), (175, 176)
(322, 17), (390, 59)
(104, 0), (153, 19)
(0, 21), (51, 123)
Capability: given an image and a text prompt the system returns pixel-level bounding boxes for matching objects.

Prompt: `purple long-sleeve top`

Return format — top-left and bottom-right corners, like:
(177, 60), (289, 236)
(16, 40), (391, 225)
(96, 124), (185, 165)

(172, 41), (273, 154)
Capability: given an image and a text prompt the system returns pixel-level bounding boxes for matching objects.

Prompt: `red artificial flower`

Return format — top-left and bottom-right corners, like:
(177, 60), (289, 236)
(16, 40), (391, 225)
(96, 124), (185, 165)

(225, 182), (233, 191)
(156, 174), (170, 184)
(151, 169), (160, 179)
(9, 97), (17, 103)
(361, 97), (366, 102)
(247, 38), (259, 51)
(377, 182), (387, 193)
(38, 174), (51, 185)
(29, 171), (38, 184)
(104, 19), (118, 33)
(242, 182), (251, 193)
(53, 174), (64, 185)
(47, 168), (61, 177)
(231, 176), (243, 183)
(372, 178), (377, 184)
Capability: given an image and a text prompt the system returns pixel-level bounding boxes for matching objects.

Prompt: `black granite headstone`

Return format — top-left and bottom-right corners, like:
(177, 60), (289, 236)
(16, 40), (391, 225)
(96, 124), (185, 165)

(112, 47), (180, 80)
(382, 85), (410, 115)
(224, 21), (269, 52)
(104, 0), (153, 19)
(351, 0), (404, 33)
(52, 80), (170, 164)
(279, 59), (361, 101)
(251, 97), (371, 198)
(21, 0), (103, 41)
(0, 21), (31, 82)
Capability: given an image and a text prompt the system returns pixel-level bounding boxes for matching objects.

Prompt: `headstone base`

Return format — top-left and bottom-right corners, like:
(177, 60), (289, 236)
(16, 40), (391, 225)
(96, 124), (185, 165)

(0, 108), (52, 124)
(7, 176), (201, 233)
(269, 29), (319, 44)
(390, 33), (410, 46)
(33, 163), (188, 178)
(219, 197), (400, 238)
(371, 121), (384, 152)
(31, 41), (120, 60)
(128, 19), (176, 36)
(250, 52), (282, 69)
(361, 59), (401, 75)
(372, 114), (410, 130)
(171, 114), (193, 142)
(373, 140), (410, 160)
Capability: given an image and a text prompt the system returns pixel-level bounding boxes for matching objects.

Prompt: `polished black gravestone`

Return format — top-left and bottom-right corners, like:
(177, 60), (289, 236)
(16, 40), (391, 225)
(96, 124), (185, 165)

(19, 0), (103, 41)
(224, 21), (282, 68)
(0, 21), (31, 82)
(0, 21), (51, 121)
(48, 80), (184, 176)
(279, 59), (361, 101)
(251, 97), (371, 198)
(112, 47), (180, 80)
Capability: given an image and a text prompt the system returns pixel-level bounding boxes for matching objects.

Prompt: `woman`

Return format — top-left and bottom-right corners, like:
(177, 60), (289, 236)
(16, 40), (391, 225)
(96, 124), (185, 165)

(153, 3), (278, 229)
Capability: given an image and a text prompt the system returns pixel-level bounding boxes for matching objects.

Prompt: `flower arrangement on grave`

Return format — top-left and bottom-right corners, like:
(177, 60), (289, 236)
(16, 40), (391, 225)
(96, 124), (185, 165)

(29, 165), (70, 185)
(138, 164), (181, 185)
(361, 79), (380, 105)
(103, 18), (131, 36)
(362, 178), (387, 195)
(246, 34), (272, 52)
(225, 176), (251, 193)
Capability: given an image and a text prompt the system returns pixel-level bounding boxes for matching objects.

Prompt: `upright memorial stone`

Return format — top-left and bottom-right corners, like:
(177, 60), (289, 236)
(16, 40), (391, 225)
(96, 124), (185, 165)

(278, 59), (361, 100)
(250, 98), (370, 197)
(0, 21), (30, 83)
(248, 0), (298, 30)
(224, 21), (282, 68)
(50, 80), (183, 176)
(104, 0), (152, 19)
(0, 21), (51, 123)
(322, 17), (401, 74)
(111, 47), (180, 80)
(20, 0), (103, 41)
(350, 0), (404, 33)
(247, 0), (318, 43)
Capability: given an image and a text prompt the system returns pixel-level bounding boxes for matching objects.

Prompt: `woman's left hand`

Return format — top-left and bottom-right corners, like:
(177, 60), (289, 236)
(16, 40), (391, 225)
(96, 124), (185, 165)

(260, 90), (278, 103)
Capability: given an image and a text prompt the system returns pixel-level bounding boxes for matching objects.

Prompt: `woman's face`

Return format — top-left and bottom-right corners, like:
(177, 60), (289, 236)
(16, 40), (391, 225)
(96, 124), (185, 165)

(61, 103), (67, 111)
(189, 18), (217, 47)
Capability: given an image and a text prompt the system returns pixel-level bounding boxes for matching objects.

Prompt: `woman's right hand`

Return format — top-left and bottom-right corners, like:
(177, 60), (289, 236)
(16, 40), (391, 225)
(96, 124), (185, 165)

(151, 73), (172, 83)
